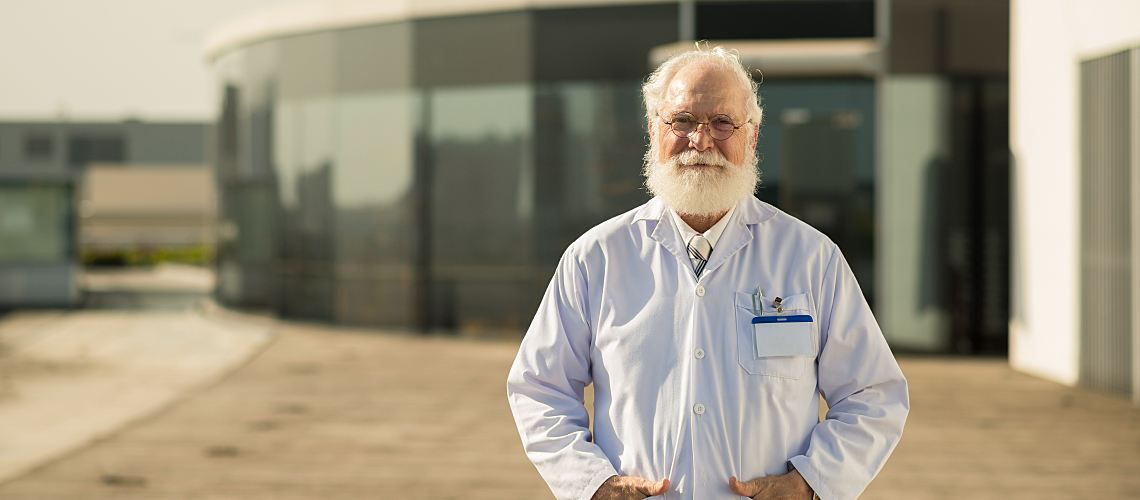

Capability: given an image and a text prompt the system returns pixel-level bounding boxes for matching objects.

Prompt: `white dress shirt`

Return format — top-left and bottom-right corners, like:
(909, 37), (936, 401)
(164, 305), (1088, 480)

(507, 196), (909, 500)
(670, 205), (736, 273)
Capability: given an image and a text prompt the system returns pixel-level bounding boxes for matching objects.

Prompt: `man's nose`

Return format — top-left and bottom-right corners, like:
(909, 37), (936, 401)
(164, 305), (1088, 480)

(687, 125), (715, 151)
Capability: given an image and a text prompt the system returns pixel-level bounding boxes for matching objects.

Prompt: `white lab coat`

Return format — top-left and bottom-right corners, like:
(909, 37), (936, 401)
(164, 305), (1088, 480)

(506, 196), (909, 500)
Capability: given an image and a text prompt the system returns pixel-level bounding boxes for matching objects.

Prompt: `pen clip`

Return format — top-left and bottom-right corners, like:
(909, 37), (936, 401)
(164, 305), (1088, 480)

(753, 287), (764, 316)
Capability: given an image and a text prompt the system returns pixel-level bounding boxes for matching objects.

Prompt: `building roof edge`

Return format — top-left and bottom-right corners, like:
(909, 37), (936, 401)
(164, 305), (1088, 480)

(203, 0), (669, 62)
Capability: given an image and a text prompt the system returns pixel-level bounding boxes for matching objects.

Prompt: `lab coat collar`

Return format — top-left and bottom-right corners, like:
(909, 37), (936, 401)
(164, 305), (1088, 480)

(634, 196), (776, 280)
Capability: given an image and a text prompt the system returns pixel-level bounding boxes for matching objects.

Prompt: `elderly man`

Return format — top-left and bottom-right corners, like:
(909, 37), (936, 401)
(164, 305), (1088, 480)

(506, 46), (908, 500)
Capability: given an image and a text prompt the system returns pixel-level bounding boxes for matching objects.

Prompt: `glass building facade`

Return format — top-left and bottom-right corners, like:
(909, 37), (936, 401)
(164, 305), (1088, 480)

(213, 5), (678, 333)
(210, 0), (1011, 353)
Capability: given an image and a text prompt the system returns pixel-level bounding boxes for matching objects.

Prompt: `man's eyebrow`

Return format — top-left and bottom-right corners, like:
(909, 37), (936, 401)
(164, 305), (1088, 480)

(665, 110), (741, 121)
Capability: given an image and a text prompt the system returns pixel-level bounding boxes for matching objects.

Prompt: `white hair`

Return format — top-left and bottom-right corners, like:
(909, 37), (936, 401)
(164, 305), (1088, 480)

(642, 45), (764, 131)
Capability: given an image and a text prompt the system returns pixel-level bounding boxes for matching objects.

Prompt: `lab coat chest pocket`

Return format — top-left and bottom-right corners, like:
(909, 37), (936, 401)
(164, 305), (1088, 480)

(733, 292), (816, 379)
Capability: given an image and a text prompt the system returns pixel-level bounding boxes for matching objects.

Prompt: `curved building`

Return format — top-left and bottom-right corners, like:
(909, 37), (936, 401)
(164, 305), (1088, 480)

(207, 0), (1010, 351)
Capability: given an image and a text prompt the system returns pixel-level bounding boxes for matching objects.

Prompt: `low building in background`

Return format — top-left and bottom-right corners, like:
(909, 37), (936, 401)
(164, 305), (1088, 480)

(0, 169), (77, 307)
(0, 120), (209, 307)
(80, 165), (216, 266)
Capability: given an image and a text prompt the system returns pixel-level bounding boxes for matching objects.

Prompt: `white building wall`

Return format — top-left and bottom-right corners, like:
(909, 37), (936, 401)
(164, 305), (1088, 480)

(1010, 0), (1140, 385)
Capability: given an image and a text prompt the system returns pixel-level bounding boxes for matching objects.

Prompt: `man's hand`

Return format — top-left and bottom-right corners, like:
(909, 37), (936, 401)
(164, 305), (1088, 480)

(591, 475), (670, 499)
(729, 469), (813, 499)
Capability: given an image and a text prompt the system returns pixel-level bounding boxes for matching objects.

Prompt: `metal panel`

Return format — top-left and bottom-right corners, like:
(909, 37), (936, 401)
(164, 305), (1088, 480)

(1132, 47), (1140, 406)
(1079, 49), (1133, 397)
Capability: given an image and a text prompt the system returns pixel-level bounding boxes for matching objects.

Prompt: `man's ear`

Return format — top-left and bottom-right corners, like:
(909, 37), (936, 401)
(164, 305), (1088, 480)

(750, 124), (759, 149)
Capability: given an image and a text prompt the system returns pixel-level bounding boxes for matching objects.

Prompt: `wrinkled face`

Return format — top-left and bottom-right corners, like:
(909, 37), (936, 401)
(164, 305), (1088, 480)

(644, 63), (760, 217)
(654, 63), (753, 166)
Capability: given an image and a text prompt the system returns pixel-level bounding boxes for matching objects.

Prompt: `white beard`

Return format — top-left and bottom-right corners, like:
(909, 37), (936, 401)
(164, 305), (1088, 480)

(642, 142), (760, 217)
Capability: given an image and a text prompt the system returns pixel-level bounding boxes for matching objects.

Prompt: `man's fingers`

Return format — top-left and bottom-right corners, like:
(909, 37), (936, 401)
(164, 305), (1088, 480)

(729, 475), (764, 498)
(631, 477), (670, 496)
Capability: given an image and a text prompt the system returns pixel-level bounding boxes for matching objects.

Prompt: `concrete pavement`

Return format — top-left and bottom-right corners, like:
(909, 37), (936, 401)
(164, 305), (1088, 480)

(866, 358), (1140, 499)
(0, 311), (1137, 498)
(0, 304), (274, 486)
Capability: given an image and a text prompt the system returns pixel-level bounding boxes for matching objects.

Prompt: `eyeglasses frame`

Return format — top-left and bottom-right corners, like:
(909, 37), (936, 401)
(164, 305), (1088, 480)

(658, 111), (751, 142)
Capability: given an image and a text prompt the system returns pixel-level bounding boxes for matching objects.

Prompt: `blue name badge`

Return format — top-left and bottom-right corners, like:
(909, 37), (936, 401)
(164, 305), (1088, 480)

(750, 315), (814, 358)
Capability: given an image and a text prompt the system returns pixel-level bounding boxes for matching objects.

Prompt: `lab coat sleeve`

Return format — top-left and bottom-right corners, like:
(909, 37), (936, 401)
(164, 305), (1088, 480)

(788, 244), (910, 500)
(506, 246), (617, 500)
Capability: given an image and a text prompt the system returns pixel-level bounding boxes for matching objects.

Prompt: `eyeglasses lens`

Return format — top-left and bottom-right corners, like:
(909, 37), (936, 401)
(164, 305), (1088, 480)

(669, 114), (736, 141)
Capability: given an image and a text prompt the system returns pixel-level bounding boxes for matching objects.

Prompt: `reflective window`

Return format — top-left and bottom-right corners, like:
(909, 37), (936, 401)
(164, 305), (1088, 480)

(269, 31), (338, 321)
(697, 0), (875, 40)
(329, 23), (418, 327)
(533, 5), (677, 82)
(414, 12), (531, 86)
(877, 76), (1010, 353)
(756, 79), (876, 300)
(24, 134), (54, 161)
(333, 91), (417, 259)
(272, 95), (336, 320)
(67, 134), (124, 167)
(214, 44), (282, 309)
(534, 81), (649, 261)
(331, 89), (420, 326)
(336, 24), (412, 92)
(0, 185), (71, 261)
(428, 84), (535, 332)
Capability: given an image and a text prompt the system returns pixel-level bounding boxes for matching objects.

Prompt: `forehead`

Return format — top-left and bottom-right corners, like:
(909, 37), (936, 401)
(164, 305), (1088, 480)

(662, 63), (746, 116)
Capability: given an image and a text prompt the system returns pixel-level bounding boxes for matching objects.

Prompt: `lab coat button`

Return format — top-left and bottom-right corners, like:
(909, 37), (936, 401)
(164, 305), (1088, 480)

(694, 348), (705, 359)
(695, 285), (706, 297)
(693, 403), (706, 415)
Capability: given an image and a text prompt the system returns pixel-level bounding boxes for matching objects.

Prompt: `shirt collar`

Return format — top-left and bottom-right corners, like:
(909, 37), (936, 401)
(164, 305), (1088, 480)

(632, 195), (775, 226)
(669, 204), (737, 249)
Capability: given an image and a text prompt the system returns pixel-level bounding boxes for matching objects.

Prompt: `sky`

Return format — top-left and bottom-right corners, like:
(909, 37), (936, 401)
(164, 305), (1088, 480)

(0, 0), (291, 122)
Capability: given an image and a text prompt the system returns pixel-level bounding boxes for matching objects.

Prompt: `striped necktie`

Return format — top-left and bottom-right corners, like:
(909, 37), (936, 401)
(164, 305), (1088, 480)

(687, 234), (712, 277)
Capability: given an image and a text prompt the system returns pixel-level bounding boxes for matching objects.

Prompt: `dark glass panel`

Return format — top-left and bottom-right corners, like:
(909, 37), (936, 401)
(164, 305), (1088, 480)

(336, 22), (413, 93)
(533, 81), (650, 263)
(273, 99), (336, 321)
(756, 79), (876, 301)
(330, 23), (419, 327)
(23, 134), (54, 161)
(532, 4), (677, 82)
(271, 31), (339, 322)
(67, 134), (125, 167)
(122, 123), (208, 164)
(330, 89), (420, 326)
(277, 32), (337, 101)
(697, 0), (875, 40)
(214, 45), (283, 309)
(414, 12), (531, 87)
(427, 84), (537, 333)
(0, 184), (71, 261)
(946, 78), (1009, 354)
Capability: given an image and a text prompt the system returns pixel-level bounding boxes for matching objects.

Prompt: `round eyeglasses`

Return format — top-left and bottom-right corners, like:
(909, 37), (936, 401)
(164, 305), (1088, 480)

(660, 111), (749, 141)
